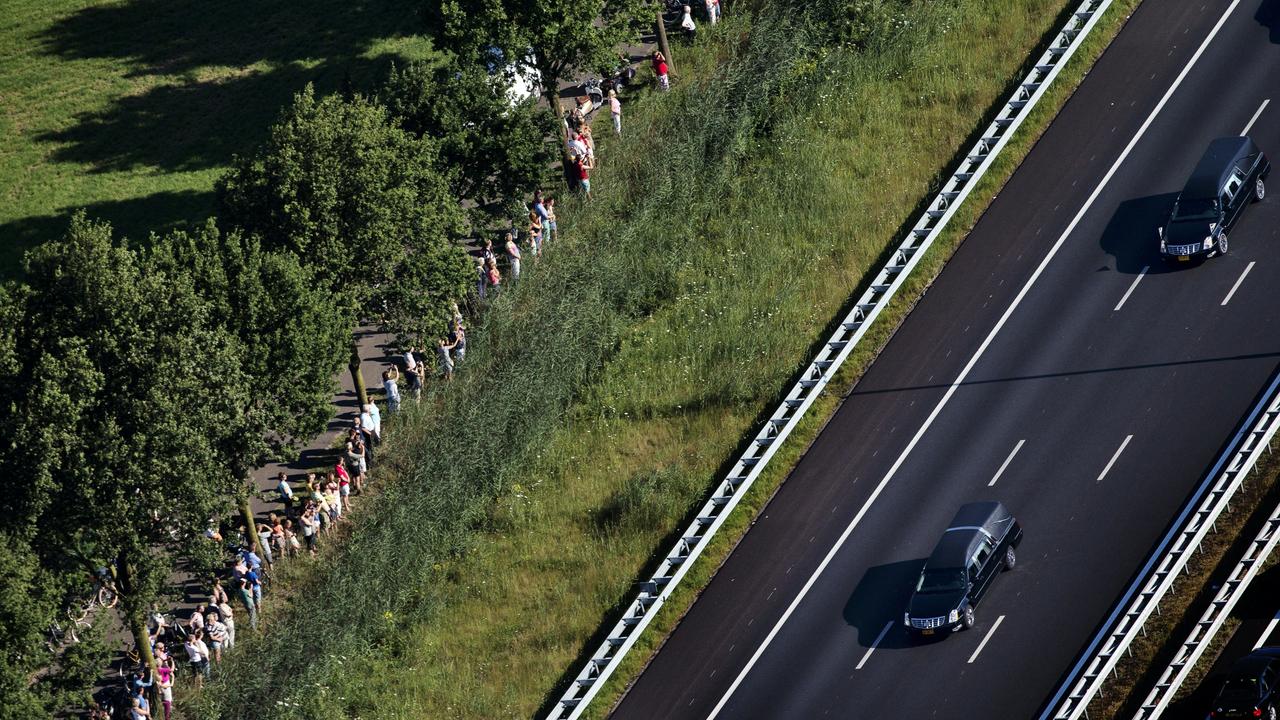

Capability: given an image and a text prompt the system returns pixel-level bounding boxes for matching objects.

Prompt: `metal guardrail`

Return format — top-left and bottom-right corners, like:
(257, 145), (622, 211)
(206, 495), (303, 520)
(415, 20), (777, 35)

(1132, 382), (1280, 719)
(1044, 371), (1280, 720)
(544, 1), (1115, 717)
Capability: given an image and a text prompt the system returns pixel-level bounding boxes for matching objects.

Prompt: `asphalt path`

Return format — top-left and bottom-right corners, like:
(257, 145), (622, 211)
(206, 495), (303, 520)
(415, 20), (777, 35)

(610, 1), (1280, 718)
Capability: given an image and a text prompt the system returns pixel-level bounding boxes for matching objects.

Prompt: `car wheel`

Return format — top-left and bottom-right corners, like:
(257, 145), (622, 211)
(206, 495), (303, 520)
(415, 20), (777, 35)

(1218, 233), (1229, 255)
(1256, 177), (1266, 202)
(1004, 546), (1017, 570)
(962, 605), (976, 630)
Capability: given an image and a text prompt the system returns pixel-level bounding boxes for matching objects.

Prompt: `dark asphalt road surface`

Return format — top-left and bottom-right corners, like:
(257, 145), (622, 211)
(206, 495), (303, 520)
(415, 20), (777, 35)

(610, 1), (1280, 718)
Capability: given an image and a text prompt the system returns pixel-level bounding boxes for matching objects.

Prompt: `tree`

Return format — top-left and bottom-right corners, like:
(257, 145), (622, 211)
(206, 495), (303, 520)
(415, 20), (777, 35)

(0, 214), (254, 681)
(149, 221), (351, 551)
(217, 84), (473, 321)
(149, 220), (350, 464)
(436, 0), (654, 113)
(380, 60), (558, 222)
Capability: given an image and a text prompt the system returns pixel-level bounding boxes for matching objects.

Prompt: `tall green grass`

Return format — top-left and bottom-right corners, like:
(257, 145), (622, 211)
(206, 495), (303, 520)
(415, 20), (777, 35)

(194, 0), (1101, 717)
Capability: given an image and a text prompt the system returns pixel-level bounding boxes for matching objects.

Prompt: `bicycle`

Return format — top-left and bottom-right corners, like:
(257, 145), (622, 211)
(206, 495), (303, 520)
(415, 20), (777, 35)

(70, 567), (119, 622)
(45, 619), (79, 653)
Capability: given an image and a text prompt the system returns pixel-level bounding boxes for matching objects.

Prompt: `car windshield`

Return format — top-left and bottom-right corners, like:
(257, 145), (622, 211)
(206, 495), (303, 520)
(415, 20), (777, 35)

(916, 569), (966, 594)
(1173, 197), (1219, 221)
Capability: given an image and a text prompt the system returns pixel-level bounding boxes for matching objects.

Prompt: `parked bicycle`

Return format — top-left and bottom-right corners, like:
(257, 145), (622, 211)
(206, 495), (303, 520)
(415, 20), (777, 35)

(71, 566), (119, 622)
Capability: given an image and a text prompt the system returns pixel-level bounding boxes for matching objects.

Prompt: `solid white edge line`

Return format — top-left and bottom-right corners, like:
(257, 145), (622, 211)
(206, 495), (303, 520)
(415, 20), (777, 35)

(855, 621), (894, 670)
(710, 2), (1242, 715)
(1095, 434), (1134, 483)
(1113, 265), (1149, 311)
(989, 439), (1027, 486)
(1243, 98), (1270, 135)
(1221, 260), (1255, 306)
(1253, 610), (1280, 651)
(968, 615), (1007, 664)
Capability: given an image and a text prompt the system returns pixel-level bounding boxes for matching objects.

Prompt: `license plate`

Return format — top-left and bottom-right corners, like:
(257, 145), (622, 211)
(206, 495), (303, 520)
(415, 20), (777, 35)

(1178, 255), (1190, 262)
(921, 629), (934, 636)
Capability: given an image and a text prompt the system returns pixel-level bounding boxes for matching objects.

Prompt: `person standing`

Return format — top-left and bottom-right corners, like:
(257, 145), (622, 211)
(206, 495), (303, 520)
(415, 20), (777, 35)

(204, 613), (228, 664)
(681, 5), (697, 40)
(382, 367), (400, 413)
(505, 234), (521, 282)
(300, 504), (318, 557)
(485, 257), (502, 293)
(183, 632), (210, 687)
(437, 336), (456, 381)
(452, 322), (467, 364)
(574, 153), (593, 201)
(653, 52), (670, 91)
(528, 212), (543, 258)
(705, 0), (719, 23)
(545, 198), (558, 243)
(156, 660), (175, 720)
(476, 259), (488, 300)
(609, 89), (622, 135)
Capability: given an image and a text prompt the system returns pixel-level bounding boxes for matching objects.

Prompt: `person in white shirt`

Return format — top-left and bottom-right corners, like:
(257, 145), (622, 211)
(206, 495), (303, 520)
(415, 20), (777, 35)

(205, 614), (228, 663)
(681, 5), (697, 39)
(184, 634), (210, 685)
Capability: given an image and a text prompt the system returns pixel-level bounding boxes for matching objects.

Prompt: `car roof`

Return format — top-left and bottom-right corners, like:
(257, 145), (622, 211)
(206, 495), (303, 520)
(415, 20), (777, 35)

(926, 502), (1013, 569)
(1183, 136), (1258, 198)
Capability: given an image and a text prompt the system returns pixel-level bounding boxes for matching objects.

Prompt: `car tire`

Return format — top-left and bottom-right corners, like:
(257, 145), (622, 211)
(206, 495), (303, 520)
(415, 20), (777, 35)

(1218, 233), (1229, 255)
(1256, 177), (1266, 202)
(962, 605), (976, 630)
(1004, 546), (1017, 571)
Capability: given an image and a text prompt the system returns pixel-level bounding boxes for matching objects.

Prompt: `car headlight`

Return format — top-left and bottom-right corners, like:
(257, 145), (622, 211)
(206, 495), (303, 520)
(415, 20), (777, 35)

(948, 609), (961, 624)
(1203, 237), (1214, 250)
(903, 612), (911, 627)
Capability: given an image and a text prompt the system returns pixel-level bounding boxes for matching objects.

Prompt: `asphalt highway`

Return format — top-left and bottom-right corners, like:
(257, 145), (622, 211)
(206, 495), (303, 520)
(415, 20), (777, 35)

(610, 1), (1280, 718)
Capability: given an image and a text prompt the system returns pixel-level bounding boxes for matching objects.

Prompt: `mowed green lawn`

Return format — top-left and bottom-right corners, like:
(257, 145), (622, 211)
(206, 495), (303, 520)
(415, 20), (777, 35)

(0, 0), (435, 277)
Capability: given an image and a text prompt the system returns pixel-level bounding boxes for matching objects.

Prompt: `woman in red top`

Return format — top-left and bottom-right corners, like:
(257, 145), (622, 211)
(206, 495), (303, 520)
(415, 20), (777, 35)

(653, 51), (669, 91)
(574, 153), (592, 201)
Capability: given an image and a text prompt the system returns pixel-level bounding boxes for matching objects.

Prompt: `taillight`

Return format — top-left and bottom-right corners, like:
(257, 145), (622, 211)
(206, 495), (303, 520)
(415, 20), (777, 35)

(1253, 708), (1263, 718)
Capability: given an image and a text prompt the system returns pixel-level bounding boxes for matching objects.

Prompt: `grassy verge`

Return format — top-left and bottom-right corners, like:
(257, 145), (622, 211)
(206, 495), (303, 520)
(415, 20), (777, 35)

(1087, 451), (1280, 719)
(0, 0), (434, 277)
(192, 0), (1144, 718)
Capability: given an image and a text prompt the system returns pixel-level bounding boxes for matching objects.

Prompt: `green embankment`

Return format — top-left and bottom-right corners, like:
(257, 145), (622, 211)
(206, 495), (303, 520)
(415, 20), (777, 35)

(0, 0), (433, 276)
(187, 0), (1138, 717)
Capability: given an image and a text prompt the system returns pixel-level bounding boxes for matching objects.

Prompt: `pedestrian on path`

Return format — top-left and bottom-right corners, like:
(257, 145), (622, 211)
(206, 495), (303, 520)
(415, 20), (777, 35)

(609, 90), (622, 135)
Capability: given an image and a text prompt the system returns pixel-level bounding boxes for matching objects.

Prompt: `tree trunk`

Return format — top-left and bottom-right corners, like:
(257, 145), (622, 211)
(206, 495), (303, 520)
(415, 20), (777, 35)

(655, 12), (675, 74)
(348, 340), (368, 408)
(239, 497), (264, 560)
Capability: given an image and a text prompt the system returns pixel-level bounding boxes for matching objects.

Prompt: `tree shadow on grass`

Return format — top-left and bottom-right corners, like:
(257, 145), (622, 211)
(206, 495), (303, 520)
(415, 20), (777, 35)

(33, 0), (437, 174)
(0, 189), (212, 279)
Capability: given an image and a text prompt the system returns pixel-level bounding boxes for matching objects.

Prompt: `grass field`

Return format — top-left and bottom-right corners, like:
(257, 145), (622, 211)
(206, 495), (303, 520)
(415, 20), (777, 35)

(0, 0), (434, 276)
(187, 0), (1145, 718)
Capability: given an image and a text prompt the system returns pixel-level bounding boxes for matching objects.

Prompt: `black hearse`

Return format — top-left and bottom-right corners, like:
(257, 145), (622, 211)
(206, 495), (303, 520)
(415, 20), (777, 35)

(904, 502), (1022, 637)
(1159, 136), (1269, 263)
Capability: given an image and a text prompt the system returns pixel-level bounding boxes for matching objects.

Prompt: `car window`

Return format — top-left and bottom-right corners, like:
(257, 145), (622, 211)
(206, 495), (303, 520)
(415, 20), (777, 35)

(973, 538), (994, 568)
(1225, 170), (1246, 200)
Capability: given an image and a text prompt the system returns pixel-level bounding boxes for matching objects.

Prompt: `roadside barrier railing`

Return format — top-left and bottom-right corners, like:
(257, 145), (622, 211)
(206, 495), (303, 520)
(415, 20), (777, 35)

(545, 1), (1115, 717)
(1129, 383), (1280, 718)
(1044, 371), (1280, 720)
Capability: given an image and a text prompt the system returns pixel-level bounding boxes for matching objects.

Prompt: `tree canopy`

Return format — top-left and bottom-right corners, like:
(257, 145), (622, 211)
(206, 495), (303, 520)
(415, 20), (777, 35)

(436, 0), (654, 107)
(217, 84), (472, 320)
(0, 214), (254, 637)
(381, 60), (557, 222)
